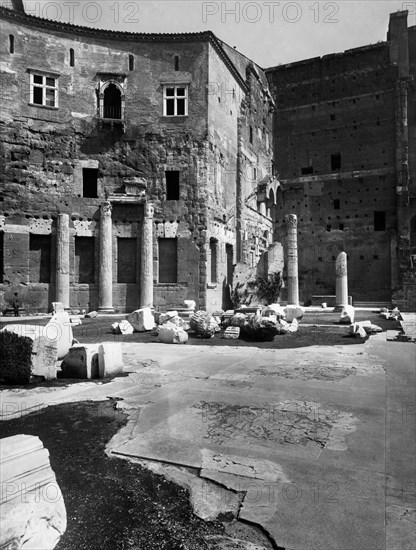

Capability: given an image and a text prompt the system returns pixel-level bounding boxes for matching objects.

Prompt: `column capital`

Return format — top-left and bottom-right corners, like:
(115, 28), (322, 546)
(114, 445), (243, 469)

(101, 201), (112, 218)
(144, 202), (154, 219)
(285, 214), (298, 227)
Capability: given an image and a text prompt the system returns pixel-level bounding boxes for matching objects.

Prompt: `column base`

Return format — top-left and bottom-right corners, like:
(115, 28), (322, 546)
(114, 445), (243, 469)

(98, 307), (115, 313)
(333, 305), (347, 312)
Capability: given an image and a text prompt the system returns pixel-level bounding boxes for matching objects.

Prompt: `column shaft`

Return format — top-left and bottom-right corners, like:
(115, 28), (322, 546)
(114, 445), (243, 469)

(140, 203), (154, 308)
(99, 202), (113, 312)
(286, 214), (299, 306)
(56, 213), (70, 309)
(335, 251), (348, 308)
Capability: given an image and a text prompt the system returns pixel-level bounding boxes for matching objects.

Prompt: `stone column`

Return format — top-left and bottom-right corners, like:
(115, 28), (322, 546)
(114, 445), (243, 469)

(56, 213), (70, 309)
(140, 202), (154, 308)
(99, 201), (114, 312)
(335, 251), (348, 310)
(286, 214), (299, 305)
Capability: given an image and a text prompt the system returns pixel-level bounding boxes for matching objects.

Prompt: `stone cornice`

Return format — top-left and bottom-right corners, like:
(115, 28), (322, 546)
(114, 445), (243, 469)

(0, 6), (248, 93)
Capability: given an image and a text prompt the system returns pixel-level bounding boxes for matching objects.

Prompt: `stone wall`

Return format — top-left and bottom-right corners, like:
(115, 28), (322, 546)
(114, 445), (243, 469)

(266, 11), (416, 308)
(0, 6), (277, 312)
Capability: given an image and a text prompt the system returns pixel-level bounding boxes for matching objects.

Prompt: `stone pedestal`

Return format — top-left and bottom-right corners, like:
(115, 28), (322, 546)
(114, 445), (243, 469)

(335, 252), (348, 311)
(286, 214), (299, 306)
(56, 213), (70, 309)
(99, 202), (114, 312)
(140, 202), (154, 308)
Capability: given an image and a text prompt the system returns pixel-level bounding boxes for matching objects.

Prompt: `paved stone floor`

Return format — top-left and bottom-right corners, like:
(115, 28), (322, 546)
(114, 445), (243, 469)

(1, 333), (415, 550)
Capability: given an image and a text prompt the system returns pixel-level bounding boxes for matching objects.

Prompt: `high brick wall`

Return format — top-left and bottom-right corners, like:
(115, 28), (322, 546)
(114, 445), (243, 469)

(266, 11), (416, 308)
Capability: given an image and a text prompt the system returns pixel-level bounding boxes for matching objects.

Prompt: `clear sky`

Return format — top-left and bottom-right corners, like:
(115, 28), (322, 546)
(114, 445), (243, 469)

(22, 0), (416, 68)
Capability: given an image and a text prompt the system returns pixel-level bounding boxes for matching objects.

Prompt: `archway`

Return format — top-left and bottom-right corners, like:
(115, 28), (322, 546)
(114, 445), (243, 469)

(103, 83), (121, 119)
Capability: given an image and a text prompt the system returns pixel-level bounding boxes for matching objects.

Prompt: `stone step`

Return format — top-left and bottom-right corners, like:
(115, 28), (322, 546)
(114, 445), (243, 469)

(354, 302), (392, 309)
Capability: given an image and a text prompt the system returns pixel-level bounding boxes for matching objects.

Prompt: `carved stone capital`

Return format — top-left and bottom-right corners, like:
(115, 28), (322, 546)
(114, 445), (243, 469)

(286, 214), (297, 227)
(144, 202), (154, 219)
(101, 201), (112, 218)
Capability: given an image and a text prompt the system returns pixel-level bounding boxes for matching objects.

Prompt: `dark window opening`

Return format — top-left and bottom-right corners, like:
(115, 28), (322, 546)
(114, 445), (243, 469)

(70, 48), (75, 67)
(330, 114), (336, 121)
(226, 244), (233, 286)
(410, 216), (416, 252)
(339, 223), (344, 230)
(373, 254), (379, 260)
(75, 237), (95, 283)
(166, 171), (180, 200)
(9, 34), (14, 54)
(33, 86), (43, 105)
(29, 234), (51, 283)
(129, 54), (134, 71)
(117, 238), (136, 283)
(326, 225), (332, 232)
(333, 199), (340, 209)
(331, 153), (341, 171)
(210, 239), (218, 284)
(249, 126), (253, 144)
(374, 211), (386, 231)
(301, 166), (313, 175)
(103, 83), (121, 119)
(0, 232), (3, 283)
(159, 238), (177, 283)
(174, 55), (179, 71)
(83, 168), (98, 198)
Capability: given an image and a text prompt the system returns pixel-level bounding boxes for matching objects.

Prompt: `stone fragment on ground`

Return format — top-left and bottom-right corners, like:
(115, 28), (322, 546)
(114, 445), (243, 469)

(284, 305), (304, 322)
(60, 345), (99, 379)
(111, 320), (134, 335)
(31, 336), (58, 380)
(0, 434), (67, 550)
(190, 311), (218, 338)
(127, 307), (155, 332)
(223, 326), (240, 339)
(340, 304), (355, 324)
(158, 324), (189, 344)
(85, 311), (98, 318)
(98, 343), (124, 377)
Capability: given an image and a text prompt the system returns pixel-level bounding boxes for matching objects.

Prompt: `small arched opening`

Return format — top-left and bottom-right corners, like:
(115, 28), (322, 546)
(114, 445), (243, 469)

(103, 83), (122, 119)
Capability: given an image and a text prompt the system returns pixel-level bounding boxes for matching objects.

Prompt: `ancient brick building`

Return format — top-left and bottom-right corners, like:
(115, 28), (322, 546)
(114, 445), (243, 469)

(0, 0), (278, 313)
(266, 11), (416, 310)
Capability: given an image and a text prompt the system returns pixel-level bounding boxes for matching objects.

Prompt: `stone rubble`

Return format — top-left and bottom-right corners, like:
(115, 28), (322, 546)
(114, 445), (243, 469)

(0, 434), (67, 550)
(127, 308), (155, 332)
(340, 305), (355, 324)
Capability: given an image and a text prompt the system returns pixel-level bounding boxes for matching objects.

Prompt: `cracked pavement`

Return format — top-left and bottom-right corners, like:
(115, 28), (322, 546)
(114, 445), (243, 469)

(1, 333), (415, 549)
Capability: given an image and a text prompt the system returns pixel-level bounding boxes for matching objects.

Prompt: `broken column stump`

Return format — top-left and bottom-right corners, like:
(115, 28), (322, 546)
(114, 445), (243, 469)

(0, 434), (67, 550)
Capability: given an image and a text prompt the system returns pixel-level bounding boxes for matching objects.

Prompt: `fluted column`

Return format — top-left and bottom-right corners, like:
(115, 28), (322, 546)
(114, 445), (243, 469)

(335, 252), (348, 310)
(56, 213), (70, 309)
(99, 201), (114, 312)
(140, 202), (154, 308)
(286, 214), (299, 306)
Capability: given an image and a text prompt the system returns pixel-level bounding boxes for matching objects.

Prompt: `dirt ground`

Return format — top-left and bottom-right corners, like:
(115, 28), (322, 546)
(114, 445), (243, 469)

(0, 310), (400, 349)
(0, 400), (276, 550)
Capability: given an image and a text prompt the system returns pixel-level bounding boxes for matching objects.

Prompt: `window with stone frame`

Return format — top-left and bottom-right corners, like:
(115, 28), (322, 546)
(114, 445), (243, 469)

(163, 85), (188, 116)
(29, 71), (58, 108)
(209, 239), (218, 284)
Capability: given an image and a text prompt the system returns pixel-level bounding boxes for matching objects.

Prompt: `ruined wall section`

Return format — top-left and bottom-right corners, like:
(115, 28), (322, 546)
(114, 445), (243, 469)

(267, 44), (399, 303)
(0, 10), (210, 311)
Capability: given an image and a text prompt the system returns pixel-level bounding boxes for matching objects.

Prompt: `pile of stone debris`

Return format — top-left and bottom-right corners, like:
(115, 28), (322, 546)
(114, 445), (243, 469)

(110, 302), (305, 345)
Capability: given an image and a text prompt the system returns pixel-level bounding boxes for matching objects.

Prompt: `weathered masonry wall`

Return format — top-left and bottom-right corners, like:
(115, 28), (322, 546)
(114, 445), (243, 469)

(0, 5), (277, 312)
(266, 11), (416, 308)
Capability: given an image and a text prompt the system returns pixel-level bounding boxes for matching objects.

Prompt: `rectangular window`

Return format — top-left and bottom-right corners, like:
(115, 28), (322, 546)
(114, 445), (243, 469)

(75, 237), (95, 283)
(83, 168), (98, 198)
(0, 231), (3, 283)
(117, 238), (136, 283)
(30, 72), (58, 108)
(374, 211), (386, 231)
(165, 171), (180, 200)
(163, 85), (188, 116)
(226, 244), (233, 286)
(158, 238), (177, 283)
(210, 239), (217, 284)
(333, 199), (340, 209)
(301, 166), (313, 175)
(331, 153), (341, 171)
(29, 234), (51, 283)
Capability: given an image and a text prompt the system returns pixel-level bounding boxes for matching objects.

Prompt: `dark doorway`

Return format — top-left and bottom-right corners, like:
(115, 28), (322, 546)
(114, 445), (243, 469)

(83, 168), (98, 198)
